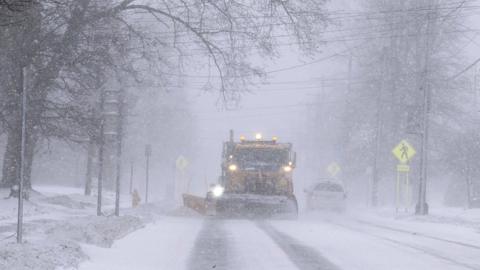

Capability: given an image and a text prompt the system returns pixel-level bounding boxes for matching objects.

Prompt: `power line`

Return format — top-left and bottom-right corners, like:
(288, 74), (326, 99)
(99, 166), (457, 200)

(128, 2), (480, 26)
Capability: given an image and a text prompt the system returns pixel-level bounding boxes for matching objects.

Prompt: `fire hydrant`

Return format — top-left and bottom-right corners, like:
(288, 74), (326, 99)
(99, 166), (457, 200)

(132, 189), (141, 208)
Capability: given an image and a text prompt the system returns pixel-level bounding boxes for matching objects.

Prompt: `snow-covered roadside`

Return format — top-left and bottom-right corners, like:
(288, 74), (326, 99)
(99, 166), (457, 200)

(79, 217), (203, 270)
(0, 186), (174, 270)
(0, 215), (143, 270)
(341, 206), (480, 246)
(293, 206), (480, 269)
(349, 206), (480, 228)
(270, 219), (471, 270)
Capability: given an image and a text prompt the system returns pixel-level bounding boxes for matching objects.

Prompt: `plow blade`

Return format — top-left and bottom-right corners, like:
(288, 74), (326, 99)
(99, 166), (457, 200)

(211, 194), (298, 219)
(182, 193), (206, 215)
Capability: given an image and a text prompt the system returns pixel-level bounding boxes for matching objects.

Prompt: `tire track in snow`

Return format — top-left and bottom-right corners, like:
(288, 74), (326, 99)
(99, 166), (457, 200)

(257, 221), (341, 270)
(327, 221), (480, 270)
(187, 219), (230, 270)
(355, 219), (480, 250)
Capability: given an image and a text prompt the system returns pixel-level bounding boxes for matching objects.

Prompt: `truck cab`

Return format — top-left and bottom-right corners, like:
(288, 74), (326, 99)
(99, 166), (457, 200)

(221, 137), (295, 196)
(207, 132), (298, 218)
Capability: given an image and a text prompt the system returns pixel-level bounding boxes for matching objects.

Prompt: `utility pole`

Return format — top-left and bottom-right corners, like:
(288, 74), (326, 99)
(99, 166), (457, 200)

(97, 88), (105, 216)
(416, 7), (435, 216)
(114, 89), (125, 216)
(84, 139), (94, 196)
(129, 161), (134, 194)
(469, 64), (480, 208)
(343, 55), (353, 162)
(145, 144), (152, 203)
(17, 66), (28, 244)
(347, 55), (352, 94)
(371, 47), (388, 207)
(417, 75), (430, 215)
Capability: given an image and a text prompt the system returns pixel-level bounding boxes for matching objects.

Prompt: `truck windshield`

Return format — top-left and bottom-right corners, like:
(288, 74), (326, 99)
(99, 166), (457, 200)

(235, 148), (289, 171)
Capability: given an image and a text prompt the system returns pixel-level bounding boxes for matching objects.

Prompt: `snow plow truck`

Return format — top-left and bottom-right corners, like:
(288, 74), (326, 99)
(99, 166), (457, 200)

(183, 130), (298, 218)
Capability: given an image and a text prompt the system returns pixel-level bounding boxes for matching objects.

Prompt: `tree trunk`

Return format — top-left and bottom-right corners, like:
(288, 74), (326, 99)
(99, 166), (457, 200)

(84, 139), (95, 196)
(1, 62), (22, 189)
(1, 131), (21, 188)
(1, 134), (36, 194)
(23, 134), (36, 190)
(1, 123), (37, 190)
(1, 64), (37, 191)
(465, 163), (472, 209)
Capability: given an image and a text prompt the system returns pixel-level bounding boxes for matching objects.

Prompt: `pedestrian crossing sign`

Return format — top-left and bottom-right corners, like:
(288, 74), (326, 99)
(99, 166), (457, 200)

(176, 155), (189, 171)
(327, 162), (341, 177)
(392, 140), (416, 164)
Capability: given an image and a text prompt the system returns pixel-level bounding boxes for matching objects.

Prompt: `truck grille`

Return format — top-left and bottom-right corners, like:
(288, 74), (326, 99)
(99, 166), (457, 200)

(244, 174), (277, 195)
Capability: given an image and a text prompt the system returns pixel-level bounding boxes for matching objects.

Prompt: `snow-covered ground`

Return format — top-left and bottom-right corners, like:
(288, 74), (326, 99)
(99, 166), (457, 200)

(0, 186), (176, 270)
(2, 187), (480, 270)
(76, 207), (480, 270)
(272, 212), (480, 270)
(79, 217), (202, 270)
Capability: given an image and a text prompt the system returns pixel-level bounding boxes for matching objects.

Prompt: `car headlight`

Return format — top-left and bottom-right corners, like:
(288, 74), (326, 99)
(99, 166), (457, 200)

(228, 164), (237, 171)
(212, 185), (225, 197)
(283, 165), (293, 172)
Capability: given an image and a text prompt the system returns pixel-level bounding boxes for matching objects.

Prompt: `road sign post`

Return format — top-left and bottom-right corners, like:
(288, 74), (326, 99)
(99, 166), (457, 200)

(17, 66), (28, 244)
(392, 140), (416, 213)
(396, 164), (411, 213)
(145, 144), (152, 203)
(129, 161), (134, 194)
(175, 155), (189, 205)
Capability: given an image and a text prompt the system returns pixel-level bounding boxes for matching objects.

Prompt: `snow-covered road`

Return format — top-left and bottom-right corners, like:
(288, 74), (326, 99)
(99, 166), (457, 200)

(79, 214), (480, 270)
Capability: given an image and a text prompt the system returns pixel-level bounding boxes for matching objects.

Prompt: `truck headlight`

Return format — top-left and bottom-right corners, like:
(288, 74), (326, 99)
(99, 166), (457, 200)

(283, 165), (293, 172)
(228, 164), (237, 171)
(212, 185), (225, 197)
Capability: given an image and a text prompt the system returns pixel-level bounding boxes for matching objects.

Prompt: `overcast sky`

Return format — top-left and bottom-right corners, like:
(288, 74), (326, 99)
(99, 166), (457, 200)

(173, 0), (480, 195)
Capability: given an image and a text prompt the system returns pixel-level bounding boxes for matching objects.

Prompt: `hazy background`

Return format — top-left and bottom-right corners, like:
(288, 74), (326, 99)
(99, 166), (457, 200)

(17, 0), (480, 209)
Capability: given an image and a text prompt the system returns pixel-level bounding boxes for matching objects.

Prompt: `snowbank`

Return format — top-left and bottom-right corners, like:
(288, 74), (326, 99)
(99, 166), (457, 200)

(46, 215), (144, 248)
(41, 195), (95, 210)
(0, 240), (85, 270)
(167, 206), (203, 218)
(0, 186), (173, 270)
(79, 217), (203, 270)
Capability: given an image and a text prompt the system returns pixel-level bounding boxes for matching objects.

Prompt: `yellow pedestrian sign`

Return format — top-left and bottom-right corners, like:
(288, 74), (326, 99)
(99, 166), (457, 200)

(176, 155), (189, 171)
(392, 140), (416, 164)
(327, 162), (341, 177)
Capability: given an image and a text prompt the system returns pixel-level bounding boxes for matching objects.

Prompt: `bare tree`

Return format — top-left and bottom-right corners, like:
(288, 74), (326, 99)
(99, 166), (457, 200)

(0, 0), (32, 12)
(0, 0), (330, 193)
(323, 0), (472, 207)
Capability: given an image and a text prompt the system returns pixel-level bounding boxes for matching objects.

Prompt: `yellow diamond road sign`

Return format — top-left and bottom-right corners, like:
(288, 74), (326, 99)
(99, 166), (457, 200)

(392, 140), (416, 164)
(327, 162), (341, 177)
(176, 155), (189, 171)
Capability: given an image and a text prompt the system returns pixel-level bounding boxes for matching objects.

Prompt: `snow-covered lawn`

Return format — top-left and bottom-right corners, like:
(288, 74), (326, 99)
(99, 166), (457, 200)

(0, 185), (175, 270)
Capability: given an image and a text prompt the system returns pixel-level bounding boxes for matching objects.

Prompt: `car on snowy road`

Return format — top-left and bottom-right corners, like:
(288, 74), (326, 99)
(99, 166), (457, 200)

(304, 180), (347, 212)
